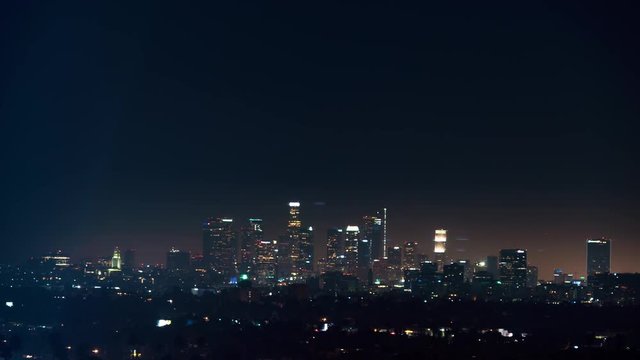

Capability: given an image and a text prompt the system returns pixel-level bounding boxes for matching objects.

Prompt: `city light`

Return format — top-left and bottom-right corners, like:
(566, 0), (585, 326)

(156, 319), (172, 327)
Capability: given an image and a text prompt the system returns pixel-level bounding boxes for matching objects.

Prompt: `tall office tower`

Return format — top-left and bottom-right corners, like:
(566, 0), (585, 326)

(586, 238), (611, 276)
(403, 241), (419, 269)
(166, 247), (191, 271)
(386, 246), (403, 283)
(203, 217), (237, 283)
(240, 218), (263, 276)
(527, 265), (538, 288)
(443, 263), (465, 291)
(499, 249), (528, 289)
(122, 249), (137, 271)
(344, 225), (360, 276)
(456, 259), (473, 283)
(486, 255), (499, 279)
(387, 246), (402, 267)
(295, 226), (314, 279)
(357, 232), (372, 280)
(326, 228), (345, 272)
(363, 214), (384, 261)
(276, 234), (292, 280)
(111, 247), (122, 270)
(287, 202), (305, 280)
(255, 239), (278, 285)
(433, 229), (447, 271)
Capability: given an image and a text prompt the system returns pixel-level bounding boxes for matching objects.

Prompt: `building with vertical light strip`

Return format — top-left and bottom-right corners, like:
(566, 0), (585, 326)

(379, 208), (388, 258)
(433, 229), (447, 271)
(586, 238), (611, 276)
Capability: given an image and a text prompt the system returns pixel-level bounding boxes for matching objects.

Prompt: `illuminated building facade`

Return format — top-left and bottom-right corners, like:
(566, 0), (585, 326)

(203, 217), (237, 283)
(499, 249), (527, 289)
(41, 250), (71, 267)
(240, 218), (263, 276)
(586, 238), (611, 276)
(111, 247), (122, 270)
(255, 239), (277, 285)
(344, 225), (360, 276)
(326, 228), (345, 272)
(433, 229), (447, 271)
(403, 241), (418, 269)
(286, 202), (314, 281)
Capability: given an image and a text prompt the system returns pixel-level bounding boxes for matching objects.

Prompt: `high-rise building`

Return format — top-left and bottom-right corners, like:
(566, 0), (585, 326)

(296, 226), (314, 278)
(276, 234), (292, 280)
(443, 263), (465, 291)
(111, 247), (122, 270)
(357, 232), (372, 281)
(203, 217), (237, 283)
(456, 259), (473, 283)
(403, 241), (419, 269)
(166, 248), (191, 271)
(344, 225), (360, 276)
(386, 246), (403, 283)
(433, 229), (447, 271)
(287, 202), (314, 281)
(326, 228), (345, 272)
(527, 265), (538, 288)
(255, 239), (277, 285)
(387, 246), (402, 268)
(586, 238), (611, 276)
(363, 214), (384, 261)
(499, 249), (527, 289)
(240, 218), (263, 276)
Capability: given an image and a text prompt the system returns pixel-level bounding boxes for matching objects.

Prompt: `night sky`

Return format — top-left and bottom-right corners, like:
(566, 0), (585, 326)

(1, 1), (638, 279)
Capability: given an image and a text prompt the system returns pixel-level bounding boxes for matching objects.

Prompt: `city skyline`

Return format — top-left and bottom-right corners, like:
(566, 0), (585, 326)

(1, 2), (639, 286)
(15, 200), (628, 282)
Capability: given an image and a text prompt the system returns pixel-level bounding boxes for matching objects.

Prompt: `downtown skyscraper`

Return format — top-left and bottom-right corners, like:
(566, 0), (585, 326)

(344, 225), (360, 276)
(239, 218), (263, 276)
(499, 249), (528, 290)
(433, 229), (447, 271)
(362, 214), (384, 261)
(203, 217), (237, 284)
(326, 227), (345, 272)
(287, 202), (314, 281)
(586, 238), (611, 276)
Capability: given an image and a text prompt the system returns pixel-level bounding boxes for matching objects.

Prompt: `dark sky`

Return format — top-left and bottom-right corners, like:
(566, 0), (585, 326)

(1, 1), (638, 279)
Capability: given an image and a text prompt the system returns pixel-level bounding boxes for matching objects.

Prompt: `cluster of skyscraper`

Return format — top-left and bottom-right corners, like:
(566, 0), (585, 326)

(197, 201), (613, 289)
(199, 203), (387, 286)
